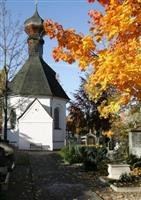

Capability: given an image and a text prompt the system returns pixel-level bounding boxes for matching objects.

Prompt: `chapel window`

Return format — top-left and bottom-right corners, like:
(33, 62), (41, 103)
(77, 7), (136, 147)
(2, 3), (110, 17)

(54, 107), (60, 129)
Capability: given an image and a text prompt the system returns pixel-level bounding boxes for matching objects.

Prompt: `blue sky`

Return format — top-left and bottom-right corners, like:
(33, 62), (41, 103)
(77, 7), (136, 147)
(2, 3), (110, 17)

(6, 0), (103, 99)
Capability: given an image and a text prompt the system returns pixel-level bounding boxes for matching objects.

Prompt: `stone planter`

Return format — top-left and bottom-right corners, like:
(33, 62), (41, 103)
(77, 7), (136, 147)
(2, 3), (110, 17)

(108, 164), (130, 180)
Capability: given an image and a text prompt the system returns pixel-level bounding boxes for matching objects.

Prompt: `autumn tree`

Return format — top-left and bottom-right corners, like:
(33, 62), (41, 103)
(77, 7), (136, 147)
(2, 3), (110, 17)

(43, 0), (141, 117)
(108, 100), (141, 158)
(67, 105), (85, 136)
(118, 99), (141, 131)
(67, 77), (111, 140)
(0, 0), (26, 140)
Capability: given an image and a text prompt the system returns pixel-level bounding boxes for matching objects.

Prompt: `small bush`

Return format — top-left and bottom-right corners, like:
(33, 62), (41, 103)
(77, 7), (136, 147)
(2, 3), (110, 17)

(60, 145), (107, 171)
(119, 173), (133, 183)
(133, 161), (141, 168)
(110, 173), (137, 187)
(80, 145), (107, 171)
(60, 145), (82, 164)
(126, 154), (141, 166)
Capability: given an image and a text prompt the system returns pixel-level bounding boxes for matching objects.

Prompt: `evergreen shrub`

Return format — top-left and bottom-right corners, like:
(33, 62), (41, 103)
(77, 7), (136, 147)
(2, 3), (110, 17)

(60, 145), (82, 164)
(126, 154), (141, 166)
(60, 145), (107, 170)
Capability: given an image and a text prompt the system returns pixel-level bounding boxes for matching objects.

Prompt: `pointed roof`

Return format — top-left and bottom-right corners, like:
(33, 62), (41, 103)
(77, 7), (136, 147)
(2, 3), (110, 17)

(9, 56), (69, 100)
(9, 7), (69, 101)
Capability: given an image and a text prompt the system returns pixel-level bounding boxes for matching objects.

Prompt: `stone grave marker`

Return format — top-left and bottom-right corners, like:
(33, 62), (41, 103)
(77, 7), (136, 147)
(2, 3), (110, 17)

(86, 133), (95, 145)
(129, 129), (141, 158)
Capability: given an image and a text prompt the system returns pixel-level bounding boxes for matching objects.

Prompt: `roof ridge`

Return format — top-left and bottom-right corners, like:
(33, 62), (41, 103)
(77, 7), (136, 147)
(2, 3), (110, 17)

(33, 56), (52, 95)
(18, 98), (37, 120)
(40, 58), (69, 100)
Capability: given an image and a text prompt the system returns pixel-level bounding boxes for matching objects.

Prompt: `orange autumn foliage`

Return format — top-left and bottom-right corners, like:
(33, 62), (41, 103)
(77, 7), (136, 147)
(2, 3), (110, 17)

(43, 20), (96, 70)
(88, 0), (109, 5)
(103, 130), (114, 138)
(43, 0), (141, 115)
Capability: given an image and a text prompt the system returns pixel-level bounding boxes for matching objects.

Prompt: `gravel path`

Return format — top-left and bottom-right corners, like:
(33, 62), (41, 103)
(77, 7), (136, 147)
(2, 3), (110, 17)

(28, 151), (102, 200)
(2, 151), (141, 200)
(2, 151), (102, 200)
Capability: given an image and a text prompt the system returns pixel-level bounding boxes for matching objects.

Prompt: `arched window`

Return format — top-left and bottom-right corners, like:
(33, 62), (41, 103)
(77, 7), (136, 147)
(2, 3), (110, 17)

(54, 107), (60, 129)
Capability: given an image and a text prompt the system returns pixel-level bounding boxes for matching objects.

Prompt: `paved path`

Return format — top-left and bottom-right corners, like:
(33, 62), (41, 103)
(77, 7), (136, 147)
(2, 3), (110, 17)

(4, 151), (102, 200)
(29, 151), (102, 200)
(5, 151), (141, 200)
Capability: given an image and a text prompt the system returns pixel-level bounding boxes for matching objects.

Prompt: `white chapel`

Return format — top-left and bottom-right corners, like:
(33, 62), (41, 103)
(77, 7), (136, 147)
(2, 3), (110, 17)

(7, 7), (69, 150)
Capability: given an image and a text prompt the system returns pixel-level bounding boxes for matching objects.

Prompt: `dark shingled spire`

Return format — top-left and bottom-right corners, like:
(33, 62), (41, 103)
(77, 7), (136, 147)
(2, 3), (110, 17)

(9, 7), (69, 100)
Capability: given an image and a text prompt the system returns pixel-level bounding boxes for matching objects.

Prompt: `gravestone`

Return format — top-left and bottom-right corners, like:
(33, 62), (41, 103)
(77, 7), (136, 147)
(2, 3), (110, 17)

(107, 139), (115, 160)
(108, 139), (115, 151)
(129, 130), (141, 158)
(86, 133), (95, 145)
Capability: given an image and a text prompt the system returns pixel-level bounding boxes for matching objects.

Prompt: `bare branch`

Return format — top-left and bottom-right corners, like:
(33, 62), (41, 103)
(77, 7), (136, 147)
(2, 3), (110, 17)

(0, 0), (27, 79)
